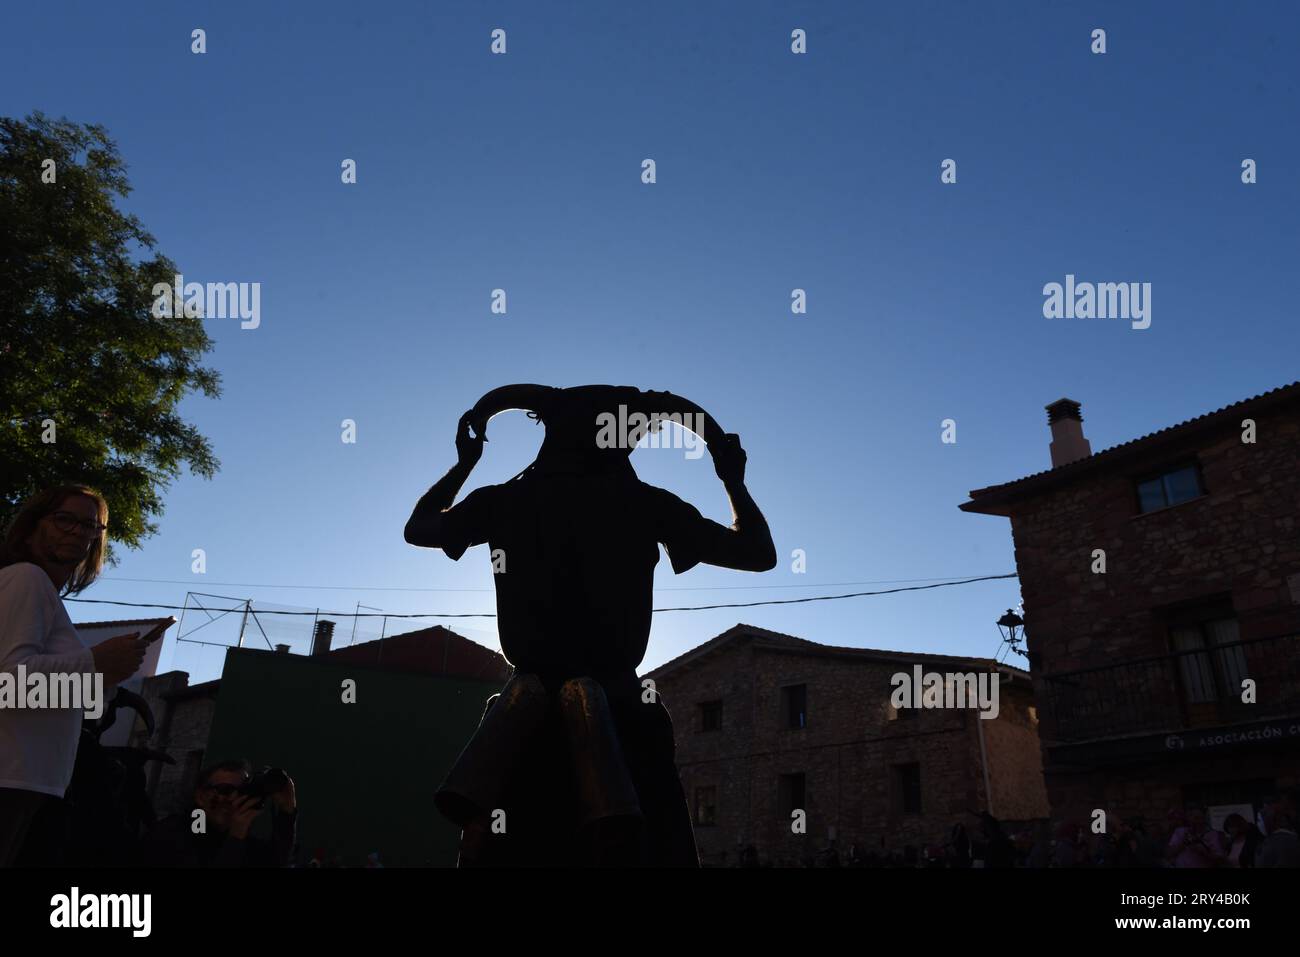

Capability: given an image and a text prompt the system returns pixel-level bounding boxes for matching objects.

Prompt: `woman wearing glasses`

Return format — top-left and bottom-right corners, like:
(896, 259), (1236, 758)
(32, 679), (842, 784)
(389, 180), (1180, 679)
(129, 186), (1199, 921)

(0, 484), (148, 866)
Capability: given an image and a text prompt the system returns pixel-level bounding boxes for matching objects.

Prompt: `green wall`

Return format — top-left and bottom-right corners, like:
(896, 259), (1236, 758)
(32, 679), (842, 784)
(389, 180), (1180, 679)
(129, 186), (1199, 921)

(205, 648), (500, 867)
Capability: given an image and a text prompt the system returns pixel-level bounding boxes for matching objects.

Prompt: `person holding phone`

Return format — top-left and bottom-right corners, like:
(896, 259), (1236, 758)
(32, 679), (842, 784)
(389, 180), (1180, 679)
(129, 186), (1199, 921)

(1166, 807), (1227, 868)
(0, 484), (149, 866)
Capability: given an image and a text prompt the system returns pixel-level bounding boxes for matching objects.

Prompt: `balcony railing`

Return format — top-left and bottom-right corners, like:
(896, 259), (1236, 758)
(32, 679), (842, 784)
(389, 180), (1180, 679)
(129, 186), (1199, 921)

(1041, 633), (1300, 744)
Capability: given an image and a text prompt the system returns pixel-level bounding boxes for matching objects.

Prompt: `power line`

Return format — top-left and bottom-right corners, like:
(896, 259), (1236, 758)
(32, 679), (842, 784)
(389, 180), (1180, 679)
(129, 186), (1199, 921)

(95, 577), (495, 593)
(95, 574), (1005, 594)
(649, 574), (1018, 611)
(65, 599), (493, 618)
(66, 573), (1018, 618)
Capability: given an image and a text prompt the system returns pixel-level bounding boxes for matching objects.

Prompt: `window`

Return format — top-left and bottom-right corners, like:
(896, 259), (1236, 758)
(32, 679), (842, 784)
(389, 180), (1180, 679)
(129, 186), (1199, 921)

(781, 684), (807, 730)
(894, 762), (922, 814)
(694, 786), (717, 826)
(699, 700), (723, 732)
(778, 773), (806, 816)
(1136, 464), (1204, 513)
(1170, 616), (1246, 705)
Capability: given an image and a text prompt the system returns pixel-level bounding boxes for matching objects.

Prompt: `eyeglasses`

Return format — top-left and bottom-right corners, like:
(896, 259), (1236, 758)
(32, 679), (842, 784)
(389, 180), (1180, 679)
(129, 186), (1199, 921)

(203, 784), (244, 797)
(49, 511), (108, 535)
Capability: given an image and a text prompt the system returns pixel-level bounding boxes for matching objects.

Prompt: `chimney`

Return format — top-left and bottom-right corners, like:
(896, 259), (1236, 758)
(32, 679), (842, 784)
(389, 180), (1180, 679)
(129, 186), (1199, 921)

(274, 644), (291, 655)
(310, 620), (336, 657)
(1045, 398), (1092, 468)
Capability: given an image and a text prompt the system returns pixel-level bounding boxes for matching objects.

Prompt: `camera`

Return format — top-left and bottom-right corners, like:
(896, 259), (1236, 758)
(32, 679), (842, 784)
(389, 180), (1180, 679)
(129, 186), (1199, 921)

(237, 767), (290, 809)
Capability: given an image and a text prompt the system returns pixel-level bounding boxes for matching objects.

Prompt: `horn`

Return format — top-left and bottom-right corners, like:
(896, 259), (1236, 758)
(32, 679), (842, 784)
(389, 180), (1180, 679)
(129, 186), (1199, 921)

(467, 384), (561, 439)
(111, 686), (157, 737)
(625, 389), (728, 451)
(467, 384), (730, 458)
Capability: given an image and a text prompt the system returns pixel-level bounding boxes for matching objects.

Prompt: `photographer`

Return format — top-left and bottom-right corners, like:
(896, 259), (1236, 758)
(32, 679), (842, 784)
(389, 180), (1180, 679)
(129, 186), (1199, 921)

(140, 760), (297, 867)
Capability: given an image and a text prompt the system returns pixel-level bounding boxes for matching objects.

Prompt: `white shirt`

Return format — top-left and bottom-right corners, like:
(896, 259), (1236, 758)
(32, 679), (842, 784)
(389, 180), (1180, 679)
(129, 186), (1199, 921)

(0, 562), (96, 796)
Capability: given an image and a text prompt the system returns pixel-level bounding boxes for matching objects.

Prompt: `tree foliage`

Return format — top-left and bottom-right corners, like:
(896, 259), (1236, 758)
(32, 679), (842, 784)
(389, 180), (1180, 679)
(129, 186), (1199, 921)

(0, 112), (220, 555)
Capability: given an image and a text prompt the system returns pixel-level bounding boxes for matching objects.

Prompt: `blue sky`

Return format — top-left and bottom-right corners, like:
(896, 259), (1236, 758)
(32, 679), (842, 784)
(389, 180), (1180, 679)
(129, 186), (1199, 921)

(5, 1), (1298, 684)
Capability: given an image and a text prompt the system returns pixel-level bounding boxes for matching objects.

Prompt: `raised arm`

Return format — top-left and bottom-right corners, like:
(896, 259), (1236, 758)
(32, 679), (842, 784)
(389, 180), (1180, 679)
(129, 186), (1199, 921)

(403, 412), (484, 547)
(697, 433), (777, 572)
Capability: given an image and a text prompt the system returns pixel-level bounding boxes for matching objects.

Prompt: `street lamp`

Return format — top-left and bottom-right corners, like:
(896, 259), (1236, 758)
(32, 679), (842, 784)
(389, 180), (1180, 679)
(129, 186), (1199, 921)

(996, 609), (1028, 659)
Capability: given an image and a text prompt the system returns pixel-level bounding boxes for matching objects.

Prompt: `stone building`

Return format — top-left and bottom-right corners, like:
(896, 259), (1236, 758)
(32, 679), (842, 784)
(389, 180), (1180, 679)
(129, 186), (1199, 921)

(960, 383), (1300, 834)
(646, 623), (1048, 866)
(134, 674), (220, 817)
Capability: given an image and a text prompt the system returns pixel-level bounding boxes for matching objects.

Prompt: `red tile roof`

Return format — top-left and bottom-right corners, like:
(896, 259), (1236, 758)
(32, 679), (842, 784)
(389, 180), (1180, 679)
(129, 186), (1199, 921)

(326, 625), (512, 682)
(646, 623), (1028, 680)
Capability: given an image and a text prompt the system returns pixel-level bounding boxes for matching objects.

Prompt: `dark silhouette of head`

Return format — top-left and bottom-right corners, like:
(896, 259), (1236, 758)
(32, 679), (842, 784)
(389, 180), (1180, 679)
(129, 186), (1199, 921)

(467, 383), (725, 477)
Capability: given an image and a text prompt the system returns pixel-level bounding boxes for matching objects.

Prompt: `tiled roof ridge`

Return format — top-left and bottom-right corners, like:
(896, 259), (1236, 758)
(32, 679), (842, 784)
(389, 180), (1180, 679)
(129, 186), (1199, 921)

(966, 379), (1300, 501)
(648, 622), (1027, 677)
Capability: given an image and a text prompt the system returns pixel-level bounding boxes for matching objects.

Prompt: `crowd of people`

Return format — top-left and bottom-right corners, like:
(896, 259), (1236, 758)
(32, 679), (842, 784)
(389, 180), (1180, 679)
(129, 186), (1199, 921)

(724, 801), (1300, 868)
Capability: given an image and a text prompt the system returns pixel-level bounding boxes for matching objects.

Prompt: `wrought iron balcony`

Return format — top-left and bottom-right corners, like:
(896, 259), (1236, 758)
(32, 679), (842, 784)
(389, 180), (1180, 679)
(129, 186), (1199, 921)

(1040, 633), (1300, 744)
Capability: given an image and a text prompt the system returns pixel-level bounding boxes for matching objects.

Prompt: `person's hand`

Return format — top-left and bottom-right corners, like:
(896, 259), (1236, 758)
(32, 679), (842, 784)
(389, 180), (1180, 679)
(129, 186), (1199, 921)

(710, 433), (748, 487)
(455, 411), (486, 466)
(90, 633), (148, 686)
(227, 795), (263, 840)
(272, 774), (297, 814)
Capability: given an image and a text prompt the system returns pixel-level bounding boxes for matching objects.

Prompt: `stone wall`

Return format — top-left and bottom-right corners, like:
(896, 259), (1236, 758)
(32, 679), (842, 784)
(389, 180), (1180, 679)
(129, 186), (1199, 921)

(654, 633), (1049, 865)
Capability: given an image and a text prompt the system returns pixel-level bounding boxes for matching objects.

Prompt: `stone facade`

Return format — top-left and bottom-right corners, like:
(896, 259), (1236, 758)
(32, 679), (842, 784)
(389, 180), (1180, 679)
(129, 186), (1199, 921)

(132, 672), (220, 817)
(962, 383), (1300, 835)
(647, 624), (1049, 866)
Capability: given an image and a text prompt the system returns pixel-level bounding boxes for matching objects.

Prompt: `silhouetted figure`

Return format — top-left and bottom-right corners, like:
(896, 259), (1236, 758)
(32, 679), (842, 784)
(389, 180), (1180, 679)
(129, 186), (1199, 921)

(1049, 819), (1080, 867)
(59, 688), (174, 866)
(949, 821), (972, 868)
(406, 385), (776, 866)
(979, 811), (1015, 868)
(1257, 800), (1300, 868)
(1222, 813), (1261, 868)
(1025, 820), (1052, 868)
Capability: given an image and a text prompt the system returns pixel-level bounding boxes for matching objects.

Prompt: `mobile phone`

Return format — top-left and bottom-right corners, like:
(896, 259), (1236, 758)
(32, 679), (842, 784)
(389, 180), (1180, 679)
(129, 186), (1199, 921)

(139, 616), (177, 645)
